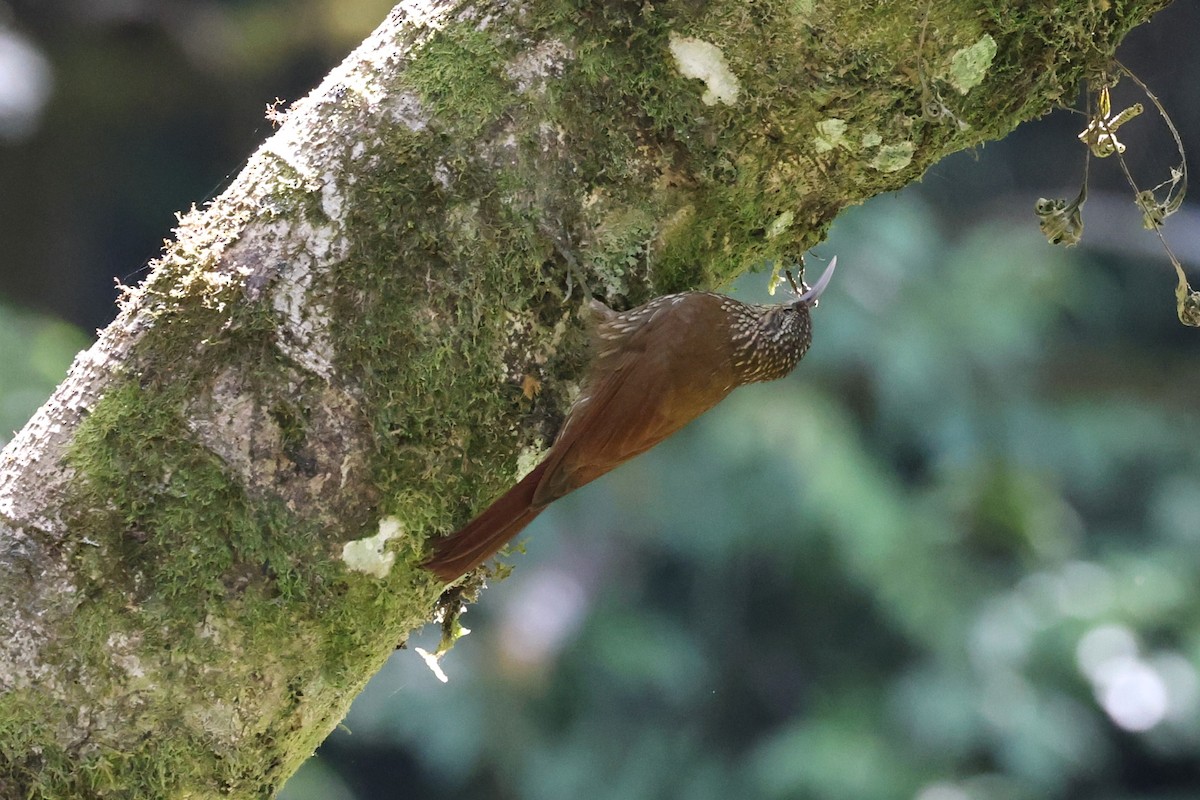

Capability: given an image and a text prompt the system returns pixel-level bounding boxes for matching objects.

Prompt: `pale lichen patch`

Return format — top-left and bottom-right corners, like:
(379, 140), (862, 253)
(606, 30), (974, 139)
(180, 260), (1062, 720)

(342, 517), (403, 578)
(813, 118), (848, 153)
(870, 141), (915, 173)
(667, 33), (740, 106)
(515, 446), (547, 480)
(318, 174), (348, 226)
(0, 551), (75, 691)
(194, 700), (243, 740)
(504, 38), (572, 94)
(337, 61), (388, 112)
(107, 633), (147, 680)
(947, 34), (997, 95)
(766, 210), (794, 239)
(185, 367), (372, 521)
(387, 91), (428, 132)
(399, 0), (453, 29)
(269, 241), (339, 380)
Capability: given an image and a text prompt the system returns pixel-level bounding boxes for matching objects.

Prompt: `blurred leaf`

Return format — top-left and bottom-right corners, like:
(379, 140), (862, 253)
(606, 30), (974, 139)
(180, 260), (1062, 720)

(750, 711), (917, 800)
(0, 303), (88, 445)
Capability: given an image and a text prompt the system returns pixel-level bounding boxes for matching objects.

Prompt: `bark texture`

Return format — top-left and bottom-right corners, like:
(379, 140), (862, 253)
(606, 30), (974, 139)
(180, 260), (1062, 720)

(0, 0), (1171, 795)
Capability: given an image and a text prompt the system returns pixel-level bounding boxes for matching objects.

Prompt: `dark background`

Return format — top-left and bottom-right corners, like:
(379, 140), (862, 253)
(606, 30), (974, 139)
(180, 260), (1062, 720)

(3, 2), (1200, 799)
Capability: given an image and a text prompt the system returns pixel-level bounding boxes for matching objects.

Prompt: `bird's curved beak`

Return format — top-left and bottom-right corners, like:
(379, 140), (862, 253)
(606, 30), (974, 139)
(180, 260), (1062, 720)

(795, 256), (837, 308)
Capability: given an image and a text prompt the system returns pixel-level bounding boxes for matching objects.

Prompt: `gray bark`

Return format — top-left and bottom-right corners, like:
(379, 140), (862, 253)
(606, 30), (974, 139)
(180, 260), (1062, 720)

(0, 0), (1171, 795)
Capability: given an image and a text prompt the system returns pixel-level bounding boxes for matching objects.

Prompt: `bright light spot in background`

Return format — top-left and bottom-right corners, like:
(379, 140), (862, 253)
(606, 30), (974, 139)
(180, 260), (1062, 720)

(1075, 624), (1198, 732)
(0, 26), (53, 142)
(1094, 657), (1168, 732)
(914, 782), (971, 800)
(497, 568), (588, 671)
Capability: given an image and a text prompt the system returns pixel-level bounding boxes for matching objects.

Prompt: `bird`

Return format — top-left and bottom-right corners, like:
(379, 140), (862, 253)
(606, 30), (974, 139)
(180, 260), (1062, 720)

(424, 257), (837, 582)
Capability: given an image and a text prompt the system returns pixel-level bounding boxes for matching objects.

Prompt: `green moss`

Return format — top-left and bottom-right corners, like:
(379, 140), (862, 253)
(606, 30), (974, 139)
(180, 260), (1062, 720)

(0, 686), (222, 798)
(33, 282), (446, 795)
(404, 26), (520, 138)
(329, 137), (566, 538)
(270, 400), (309, 464)
(67, 381), (285, 612)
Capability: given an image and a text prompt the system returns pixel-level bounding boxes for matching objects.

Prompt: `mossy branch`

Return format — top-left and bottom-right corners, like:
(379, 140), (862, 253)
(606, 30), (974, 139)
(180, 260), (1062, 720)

(0, 0), (1172, 795)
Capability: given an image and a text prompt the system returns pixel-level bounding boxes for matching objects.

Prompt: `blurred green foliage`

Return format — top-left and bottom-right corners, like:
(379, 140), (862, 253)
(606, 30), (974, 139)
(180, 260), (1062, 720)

(0, 303), (88, 446)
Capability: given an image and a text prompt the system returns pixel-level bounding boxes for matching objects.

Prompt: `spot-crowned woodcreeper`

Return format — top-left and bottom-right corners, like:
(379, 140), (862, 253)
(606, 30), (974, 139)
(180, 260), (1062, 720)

(424, 258), (837, 582)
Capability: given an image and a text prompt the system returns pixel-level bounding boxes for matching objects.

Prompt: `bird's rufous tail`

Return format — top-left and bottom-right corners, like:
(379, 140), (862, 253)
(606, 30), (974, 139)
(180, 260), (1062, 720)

(424, 461), (550, 582)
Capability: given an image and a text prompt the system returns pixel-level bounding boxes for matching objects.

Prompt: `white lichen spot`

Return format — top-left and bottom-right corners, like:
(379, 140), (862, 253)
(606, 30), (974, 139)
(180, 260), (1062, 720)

(870, 141), (915, 173)
(947, 34), (997, 95)
(766, 210), (794, 239)
(515, 447), (546, 479)
(338, 63), (386, 110)
(537, 120), (566, 153)
(318, 175), (346, 225)
(861, 130), (882, 148)
(106, 632), (146, 679)
(274, 301), (334, 375)
(667, 33), (740, 106)
(192, 700), (244, 740)
(388, 91), (428, 132)
(813, 118), (848, 153)
(342, 517), (403, 578)
(296, 217), (347, 263)
(271, 250), (337, 379)
(186, 371), (256, 480)
(433, 160), (453, 189)
(400, 0), (453, 30)
(505, 39), (571, 94)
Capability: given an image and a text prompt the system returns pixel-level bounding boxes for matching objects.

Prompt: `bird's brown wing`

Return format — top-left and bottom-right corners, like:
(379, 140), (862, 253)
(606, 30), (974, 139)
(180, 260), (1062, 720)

(533, 299), (733, 505)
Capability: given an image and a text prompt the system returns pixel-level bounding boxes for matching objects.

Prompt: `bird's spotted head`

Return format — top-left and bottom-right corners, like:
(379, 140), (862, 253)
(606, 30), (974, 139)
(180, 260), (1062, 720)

(730, 257), (836, 384)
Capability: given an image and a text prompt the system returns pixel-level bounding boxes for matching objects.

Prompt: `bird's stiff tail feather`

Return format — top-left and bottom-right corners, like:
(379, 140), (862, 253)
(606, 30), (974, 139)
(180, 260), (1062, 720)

(424, 461), (550, 582)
